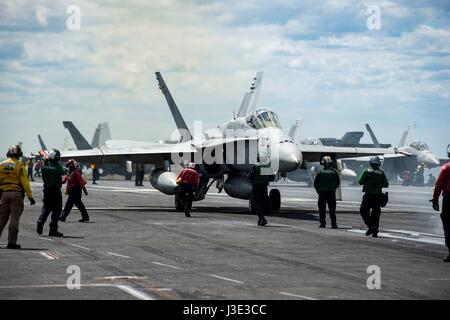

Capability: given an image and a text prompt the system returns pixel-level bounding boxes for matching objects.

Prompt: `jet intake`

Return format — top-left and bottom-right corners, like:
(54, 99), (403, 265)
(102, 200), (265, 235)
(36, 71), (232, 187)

(224, 175), (253, 200)
(150, 168), (178, 195)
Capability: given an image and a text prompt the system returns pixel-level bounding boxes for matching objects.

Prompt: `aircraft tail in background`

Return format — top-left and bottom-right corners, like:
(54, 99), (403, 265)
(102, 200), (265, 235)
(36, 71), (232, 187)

(288, 118), (303, 141)
(365, 124), (381, 148)
(62, 121), (92, 150)
(91, 122), (112, 148)
(37, 134), (47, 150)
(398, 125), (412, 148)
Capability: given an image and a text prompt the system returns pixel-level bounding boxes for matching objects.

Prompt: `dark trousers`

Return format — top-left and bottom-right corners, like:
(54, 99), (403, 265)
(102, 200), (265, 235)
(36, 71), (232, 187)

(63, 187), (89, 220)
(135, 170), (144, 186)
(318, 191), (337, 226)
(38, 187), (62, 232)
(178, 183), (194, 215)
(441, 196), (450, 252)
(28, 169), (34, 181)
(360, 193), (381, 231)
(252, 184), (269, 220)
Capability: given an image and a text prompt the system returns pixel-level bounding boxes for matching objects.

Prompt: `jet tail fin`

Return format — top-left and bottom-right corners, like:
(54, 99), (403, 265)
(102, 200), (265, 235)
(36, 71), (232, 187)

(288, 118), (303, 141)
(37, 134), (47, 151)
(155, 72), (192, 142)
(62, 121), (92, 150)
(398, 125), (412, 148)
(91, 122), (111, 148)
(365, 124), (381, 148)
(237, 72), (264, 117)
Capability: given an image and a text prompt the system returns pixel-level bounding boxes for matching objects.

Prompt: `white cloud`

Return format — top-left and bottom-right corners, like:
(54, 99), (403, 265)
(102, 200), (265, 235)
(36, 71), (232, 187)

(0, 0), (449, 156)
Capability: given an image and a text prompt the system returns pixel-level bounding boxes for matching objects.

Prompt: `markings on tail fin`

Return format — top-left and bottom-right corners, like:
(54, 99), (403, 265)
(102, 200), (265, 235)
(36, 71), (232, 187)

(155, 72), (192, 142)
(237, 72), (264, 117)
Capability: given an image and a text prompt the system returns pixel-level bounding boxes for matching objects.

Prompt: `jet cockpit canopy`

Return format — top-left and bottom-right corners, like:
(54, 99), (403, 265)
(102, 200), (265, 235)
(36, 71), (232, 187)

(409, 140), (429, 151)
(246, 108), (281, 129)
(300, 137), (323, 146)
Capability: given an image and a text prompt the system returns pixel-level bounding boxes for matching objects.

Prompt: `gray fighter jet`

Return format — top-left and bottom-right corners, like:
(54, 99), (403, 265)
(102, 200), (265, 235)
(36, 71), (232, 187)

(58, 72), (392, 211)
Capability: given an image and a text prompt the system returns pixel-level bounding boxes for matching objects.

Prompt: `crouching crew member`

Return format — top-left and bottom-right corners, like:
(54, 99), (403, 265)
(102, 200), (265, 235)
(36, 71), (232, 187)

(314, 156), (340, 229)
(431, 145), (450, 262)
(60, 159), (89, 223)
(37, 149), (66, 237)
(176, 163), (199, 217)
(358, 156), (389, 237)
(0, 145), (36, 249)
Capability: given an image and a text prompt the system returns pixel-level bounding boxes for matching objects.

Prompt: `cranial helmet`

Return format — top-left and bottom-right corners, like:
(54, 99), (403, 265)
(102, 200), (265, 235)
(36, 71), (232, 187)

(48, 149), (61, 161)
(321, 156), (332, 166)
(370, 156), (382, 166)
(6, 145), (23, 158)
(66, 159), (78, 169)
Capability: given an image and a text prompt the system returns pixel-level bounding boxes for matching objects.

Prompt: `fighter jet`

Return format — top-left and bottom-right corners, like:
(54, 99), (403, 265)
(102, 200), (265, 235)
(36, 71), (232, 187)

(285, 119), (358, 190)
(58, 72), (392, 212)
(343, 124), (441, 181)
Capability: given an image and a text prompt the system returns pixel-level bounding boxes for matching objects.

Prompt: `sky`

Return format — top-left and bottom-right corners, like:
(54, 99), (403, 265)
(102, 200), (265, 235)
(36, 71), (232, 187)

(1, 0), (449, 158)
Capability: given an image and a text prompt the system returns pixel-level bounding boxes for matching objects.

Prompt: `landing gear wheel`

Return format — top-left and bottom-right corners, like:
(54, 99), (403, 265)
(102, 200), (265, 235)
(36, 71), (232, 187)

(269, 189), (281, 212)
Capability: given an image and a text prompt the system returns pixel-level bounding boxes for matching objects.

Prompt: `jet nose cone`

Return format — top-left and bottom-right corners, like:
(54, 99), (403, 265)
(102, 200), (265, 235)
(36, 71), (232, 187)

(426, 154), (440, 165)
(277, 142), (302, 172)
(342, 168), (357, 178)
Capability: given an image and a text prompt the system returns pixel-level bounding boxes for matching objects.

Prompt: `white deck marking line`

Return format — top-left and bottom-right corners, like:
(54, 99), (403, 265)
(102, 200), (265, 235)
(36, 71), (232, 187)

(115, 285), (155, 300)
(39, 252), (58, 260)
(38, 237), (55, 242)
(106, 252), (131, 259)
(100, 276), (148, 280)
(152, 261), (183, 270)
(0, 283), (156, 300)
(279, 291), (317, 300)
(68, 244), (90, 250)
(347, 229), (445, 246)
(207, 274), (244, 284)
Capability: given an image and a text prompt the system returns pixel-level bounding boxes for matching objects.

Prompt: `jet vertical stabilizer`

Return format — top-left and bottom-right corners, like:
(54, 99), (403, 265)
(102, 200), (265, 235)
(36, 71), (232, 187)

(398, 125), (412, 148)
(91, 122), (111, 148)
(37, 134), (47, 151)
(62, 121), (92, 150)
(155, 72), (192, 142)
(288, 118), (303, 141)
(237, 71), (264, 117)
(365, 124), (381, 148)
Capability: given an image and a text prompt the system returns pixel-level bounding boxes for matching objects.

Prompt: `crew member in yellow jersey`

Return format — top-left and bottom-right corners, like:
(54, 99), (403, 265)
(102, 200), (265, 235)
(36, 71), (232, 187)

(0, 145), (36, 249)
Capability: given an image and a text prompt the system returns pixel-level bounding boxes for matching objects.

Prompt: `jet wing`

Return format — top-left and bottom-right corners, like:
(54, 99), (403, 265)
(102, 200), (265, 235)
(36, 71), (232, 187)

(60, 137), (257, 164)
(300, 145), (394, 163)
(60, 142), (196, 164)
